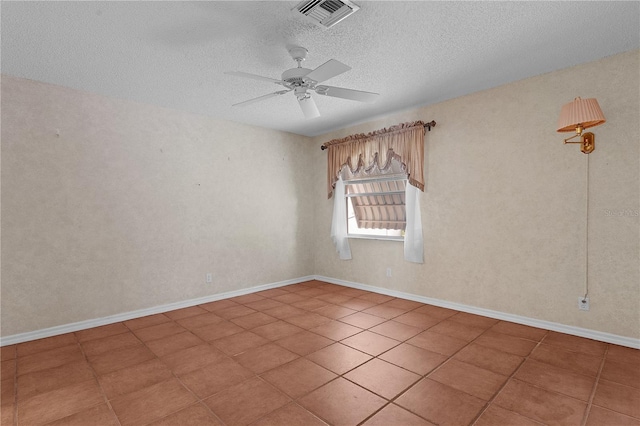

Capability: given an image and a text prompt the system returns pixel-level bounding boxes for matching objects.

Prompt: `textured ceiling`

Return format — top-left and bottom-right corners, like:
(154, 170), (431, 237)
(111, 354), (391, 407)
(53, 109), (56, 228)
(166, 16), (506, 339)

(2, 1), (639, 137)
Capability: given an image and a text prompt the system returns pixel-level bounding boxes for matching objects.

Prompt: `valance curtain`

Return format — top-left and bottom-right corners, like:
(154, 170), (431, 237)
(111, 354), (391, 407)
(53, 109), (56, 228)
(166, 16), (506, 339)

(324, 121), (426, 198)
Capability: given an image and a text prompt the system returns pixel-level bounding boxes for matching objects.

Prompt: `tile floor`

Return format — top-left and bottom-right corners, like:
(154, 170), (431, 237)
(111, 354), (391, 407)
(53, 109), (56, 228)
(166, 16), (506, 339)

(1, 280), (639, 425)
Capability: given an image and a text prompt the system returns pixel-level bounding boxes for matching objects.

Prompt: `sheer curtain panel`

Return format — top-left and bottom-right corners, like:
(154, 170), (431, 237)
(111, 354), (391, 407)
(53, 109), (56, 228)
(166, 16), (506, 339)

(404, 183), (424, 263)
(331, 176), (352, 260)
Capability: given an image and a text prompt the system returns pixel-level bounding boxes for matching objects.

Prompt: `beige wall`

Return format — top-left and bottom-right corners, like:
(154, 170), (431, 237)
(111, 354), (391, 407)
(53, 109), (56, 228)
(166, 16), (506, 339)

(1, 76), (315, 336)
(312, 50), (640, 339)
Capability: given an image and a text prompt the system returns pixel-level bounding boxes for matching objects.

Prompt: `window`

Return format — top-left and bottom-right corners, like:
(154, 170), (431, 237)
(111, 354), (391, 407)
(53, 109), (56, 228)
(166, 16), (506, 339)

(345, 176), (406, 240)
(340, 156), (407, 241)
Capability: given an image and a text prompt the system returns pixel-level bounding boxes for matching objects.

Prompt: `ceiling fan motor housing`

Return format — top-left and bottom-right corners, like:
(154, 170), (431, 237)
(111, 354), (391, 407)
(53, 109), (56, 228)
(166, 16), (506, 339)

(282, 67), (315, 87)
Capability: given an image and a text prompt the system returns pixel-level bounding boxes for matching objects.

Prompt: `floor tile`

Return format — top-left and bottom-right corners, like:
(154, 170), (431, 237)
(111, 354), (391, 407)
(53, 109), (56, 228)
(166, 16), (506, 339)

(529, 343), (602, 376)
(406, 330), (467, 356)
(607, 344), (640, 365)
(1, 345), (16, 362)
(243, 299), (286, 312)
(306, 343), (372, 375)
(276, 331), (334, 356)
(1, 359), (16, 378)
(254, 288), (290, 298)
(474, 330), (537, 357)
(413, 305), (458, 319)
(447, 312), (499, 329)
(75, 323), (129, 343)
(148, 403), (224, 426)
(316, 293), (353, 305)
(17, 334), (77, 357)
(17, 360), (94, 401)
(542, 331), (607, 357)
(313, 304), (357, 320)
(263, 305), (308, 319)
(123, 314), (171, 331)
(357, 293), (394, 304)
(586, 405), (640, 426)
(341, 331), (400, 356)
(337, 288), (370, 297)
(132, 321), (186, 342)
(251, 402), (328, 426)
(179, 357), (254, 399)
(230, 293), (266, 304)
(2, 377), (15, 407)
(338, 298), (378, 311)
(17, 379), (104, 426)
(362, 304), (407, 320)
(428, 320), (485, 342)
(199, 299), (240, 312)
(110, 378), (196, 426)
(429, 359), (508, 401)
(592, 379), (640, 419)
(87, 344), (155, 376)
(298, 378), (386, 426)
(212, 331), (269, 356)
(98, 358), (173, 400)
(1, 403), (13, 426)
(339, 312), (387, 329)
(214, 305), (258, 320)
(161, 344), (228, 376)
(191, 321), (245, 342)
(453, 342), (524, 376)
(262, 358), (337, 399)
(81, 332), (141, 357)
(177, 312), (225, 330)
(204, 377), (290, 426)
(18, 345), (84, 376)
(145, 331), (204, 357)
(379, 343), (447, 375)
(381, 298), (425, 311)
(396, 378), (485, 426)
(474, 405), (543, 426)
(362, 403), (436, 426)
(601, 358), (640, 389)
(493, 379), (588, 425)
(297, 288), (328, 298)
(233, 342), (299, 374)
(369, 320), (423, 341)
(515, 358), (596, 401)
(393, 312), (441, 329)
(284, 313), (332, 330)
(163, 305), (208, 320)
(44, 403), (119, 426)
(230, 312), (278, 329)
(490, 321), (548, 341)
(293, 299), (331, 312)
(345, 358), (420, 399)
(276, 293), (313, 305)
(308, 321), (362, 341)
(251, 320), (305, 341)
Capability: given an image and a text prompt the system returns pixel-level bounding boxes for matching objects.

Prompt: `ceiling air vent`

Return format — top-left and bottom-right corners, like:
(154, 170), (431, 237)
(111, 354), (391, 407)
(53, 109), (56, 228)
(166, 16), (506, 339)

(293, 0), (360, 29)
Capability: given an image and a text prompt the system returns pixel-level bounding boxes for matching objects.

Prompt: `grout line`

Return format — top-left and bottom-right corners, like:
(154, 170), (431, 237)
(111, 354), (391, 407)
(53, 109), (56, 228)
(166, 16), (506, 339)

(580, 344), (609, 426)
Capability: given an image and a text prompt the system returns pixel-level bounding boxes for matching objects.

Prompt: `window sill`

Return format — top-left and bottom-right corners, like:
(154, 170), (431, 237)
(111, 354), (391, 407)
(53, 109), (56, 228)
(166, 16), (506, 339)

(347, 234), (404, 242)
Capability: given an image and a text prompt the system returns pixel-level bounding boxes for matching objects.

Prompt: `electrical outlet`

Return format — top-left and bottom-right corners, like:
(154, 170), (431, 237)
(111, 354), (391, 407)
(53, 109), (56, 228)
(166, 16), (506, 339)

(206, 273), (212, 283)
(578, 296), (590, 311)
(386, 267), (392, 278)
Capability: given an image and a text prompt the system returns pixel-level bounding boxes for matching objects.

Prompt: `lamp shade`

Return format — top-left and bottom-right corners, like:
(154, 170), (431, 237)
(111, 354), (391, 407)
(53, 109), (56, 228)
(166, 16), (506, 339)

(557, 97), (606, 133)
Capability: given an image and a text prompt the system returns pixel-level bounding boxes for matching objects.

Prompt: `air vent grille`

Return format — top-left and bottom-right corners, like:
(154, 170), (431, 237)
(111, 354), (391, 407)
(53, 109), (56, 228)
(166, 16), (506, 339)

(293, 0), (359, 29)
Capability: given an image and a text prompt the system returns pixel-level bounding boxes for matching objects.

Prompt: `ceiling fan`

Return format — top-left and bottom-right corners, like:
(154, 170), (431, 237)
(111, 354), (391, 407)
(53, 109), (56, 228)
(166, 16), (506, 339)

(225, 46), (379, 119)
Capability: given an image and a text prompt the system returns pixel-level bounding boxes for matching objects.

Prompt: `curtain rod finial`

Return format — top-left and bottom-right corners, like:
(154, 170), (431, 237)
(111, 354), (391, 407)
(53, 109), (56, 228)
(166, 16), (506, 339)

(321, 145), (327, 150)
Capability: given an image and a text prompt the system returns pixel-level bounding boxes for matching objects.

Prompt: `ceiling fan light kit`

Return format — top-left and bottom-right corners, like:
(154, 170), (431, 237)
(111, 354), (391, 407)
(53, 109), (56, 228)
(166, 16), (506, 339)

(225, 46), (379, 119)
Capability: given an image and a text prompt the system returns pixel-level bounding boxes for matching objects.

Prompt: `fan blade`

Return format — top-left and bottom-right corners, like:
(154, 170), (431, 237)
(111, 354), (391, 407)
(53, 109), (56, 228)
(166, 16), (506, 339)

(232, 90), (291, 107)
(314, 85), (379, 103)
(304, 59), (351, 83)
(225, 71), (284, 85)
(298, 96), (320, 119)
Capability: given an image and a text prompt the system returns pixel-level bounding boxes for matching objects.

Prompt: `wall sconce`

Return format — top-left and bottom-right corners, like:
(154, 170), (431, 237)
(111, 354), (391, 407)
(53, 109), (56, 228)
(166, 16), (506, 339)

(557, 97), (606, 154)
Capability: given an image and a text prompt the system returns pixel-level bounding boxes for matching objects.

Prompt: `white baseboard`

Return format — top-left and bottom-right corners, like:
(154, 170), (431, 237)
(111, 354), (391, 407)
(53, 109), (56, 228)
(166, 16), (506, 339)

(0, 276), (315, 346)
(314, 275), (640, 350)
(3, 274), (638, 350)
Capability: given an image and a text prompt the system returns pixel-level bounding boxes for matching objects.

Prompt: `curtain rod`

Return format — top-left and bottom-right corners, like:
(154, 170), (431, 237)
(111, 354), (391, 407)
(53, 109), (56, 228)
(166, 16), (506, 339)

(320, 120), (436, 150)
